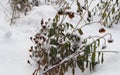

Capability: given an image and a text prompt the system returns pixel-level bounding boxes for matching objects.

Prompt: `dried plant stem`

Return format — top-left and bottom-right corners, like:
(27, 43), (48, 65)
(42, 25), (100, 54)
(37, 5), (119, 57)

(96, 51), (119, 53)
(74, 0), (94, 30)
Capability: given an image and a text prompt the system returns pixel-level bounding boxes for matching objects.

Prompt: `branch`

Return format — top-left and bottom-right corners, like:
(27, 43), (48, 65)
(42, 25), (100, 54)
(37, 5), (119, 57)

(72, 21), (102, 33)
(42, 47), (85, 75)
(96, 50), (119, 53)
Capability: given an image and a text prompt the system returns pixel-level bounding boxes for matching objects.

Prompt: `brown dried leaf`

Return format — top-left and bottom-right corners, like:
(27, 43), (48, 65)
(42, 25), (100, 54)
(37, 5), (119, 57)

(108, 39), (114, 43)
(68, 12), (74, 19)
(58, 10), (64, 15)
(99, 28), (106, 33)
(27, 60), (31, 64)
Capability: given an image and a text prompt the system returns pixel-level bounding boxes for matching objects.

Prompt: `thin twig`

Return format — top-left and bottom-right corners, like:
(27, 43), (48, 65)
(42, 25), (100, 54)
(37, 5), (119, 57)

(96, 51), (119, 53)
(72, 21), (102, 33)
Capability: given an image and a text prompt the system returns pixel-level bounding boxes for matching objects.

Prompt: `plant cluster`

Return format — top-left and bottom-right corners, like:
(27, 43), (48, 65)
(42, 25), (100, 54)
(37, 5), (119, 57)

(92, 0), (120, 27)
(9, 0), (32, 24)
(9, 0), (68, 25)
(28, 1), (115, 75)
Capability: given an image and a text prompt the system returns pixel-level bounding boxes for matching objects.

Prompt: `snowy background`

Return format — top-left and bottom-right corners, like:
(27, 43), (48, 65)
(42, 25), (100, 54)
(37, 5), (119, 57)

(0, 0), (120, 75)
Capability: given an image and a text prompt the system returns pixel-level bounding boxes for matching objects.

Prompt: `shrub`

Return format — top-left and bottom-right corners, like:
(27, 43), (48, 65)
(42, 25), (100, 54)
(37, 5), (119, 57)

(28, 0), (115, 75)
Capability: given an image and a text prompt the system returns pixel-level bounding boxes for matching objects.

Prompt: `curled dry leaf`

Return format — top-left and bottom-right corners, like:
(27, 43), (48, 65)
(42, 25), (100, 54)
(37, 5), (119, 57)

(108, 39), (114, 43)
(30, 37), (32, 40)
(68, 12), (74, 19)
(27, 60), (31, 64)
(99, 28), (106, 33)
(29, 49), (33, 52)
(58, 10), (64, 15)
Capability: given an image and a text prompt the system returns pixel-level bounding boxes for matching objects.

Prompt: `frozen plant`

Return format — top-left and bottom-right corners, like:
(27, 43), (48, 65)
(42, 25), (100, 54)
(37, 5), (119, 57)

(28, 0), (117, 75)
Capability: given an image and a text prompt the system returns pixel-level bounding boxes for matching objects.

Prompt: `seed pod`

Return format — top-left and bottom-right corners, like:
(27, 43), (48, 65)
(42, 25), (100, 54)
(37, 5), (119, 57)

(42, 26), (46, 29)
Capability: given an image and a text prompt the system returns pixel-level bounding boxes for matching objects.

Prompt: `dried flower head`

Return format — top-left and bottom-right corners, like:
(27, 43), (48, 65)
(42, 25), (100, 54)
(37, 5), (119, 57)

(68, 12), (74, 19)
(108, 38), (114, 43)
(99, 28), (106, 33)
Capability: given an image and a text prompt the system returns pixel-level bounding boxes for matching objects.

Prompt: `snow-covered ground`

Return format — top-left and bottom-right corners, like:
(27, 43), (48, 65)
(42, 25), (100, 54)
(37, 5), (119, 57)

(0, 0), (120, 75)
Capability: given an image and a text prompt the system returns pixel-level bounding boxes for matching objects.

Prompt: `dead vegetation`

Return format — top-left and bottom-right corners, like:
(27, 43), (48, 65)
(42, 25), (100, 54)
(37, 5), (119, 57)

(9, 0), (67, 25)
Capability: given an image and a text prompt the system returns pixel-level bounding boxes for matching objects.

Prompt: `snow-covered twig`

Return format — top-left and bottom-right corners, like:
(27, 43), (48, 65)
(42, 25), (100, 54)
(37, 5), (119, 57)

(40, 33), (113, 75)
(42, 48), (85, 75)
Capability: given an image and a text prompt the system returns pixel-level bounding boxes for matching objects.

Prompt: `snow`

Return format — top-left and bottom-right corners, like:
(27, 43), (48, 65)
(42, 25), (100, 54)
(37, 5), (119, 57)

(0, 0), (120, 75)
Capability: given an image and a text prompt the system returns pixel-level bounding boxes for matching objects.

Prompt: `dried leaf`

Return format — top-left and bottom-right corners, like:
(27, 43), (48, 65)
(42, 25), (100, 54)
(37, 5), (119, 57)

(108, 39), (114, 43)
(68, 12), (74, 19)
(58, 9), (64, 15)
(78, 29), (83, 35)
(29, 49), (33, 52)
(87, 18), (91, 22)
(88, 11), (91, 18)
(99, 28), (106, 33)
(27, 60), (31, 64)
